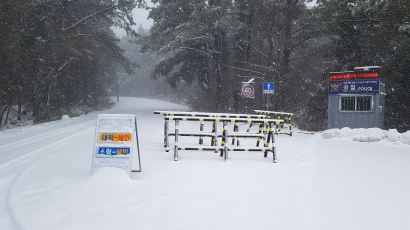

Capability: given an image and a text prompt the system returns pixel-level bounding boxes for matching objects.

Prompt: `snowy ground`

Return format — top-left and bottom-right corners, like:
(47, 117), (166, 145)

(0, 97), (409, 230)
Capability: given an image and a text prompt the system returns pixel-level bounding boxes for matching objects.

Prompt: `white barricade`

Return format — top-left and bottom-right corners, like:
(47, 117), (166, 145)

(91, 114), (142, 176)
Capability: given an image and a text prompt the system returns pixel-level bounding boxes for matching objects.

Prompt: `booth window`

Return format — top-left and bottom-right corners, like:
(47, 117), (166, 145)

(341, 96), (355, 111)
(340, 96), (372, 112)
(356, 96), (372, 111)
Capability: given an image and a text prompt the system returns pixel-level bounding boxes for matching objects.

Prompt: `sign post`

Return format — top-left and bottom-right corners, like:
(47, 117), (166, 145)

(263, 82), (275, 110)
(92, 114), (141, 176)
(241, 82), (255, 111)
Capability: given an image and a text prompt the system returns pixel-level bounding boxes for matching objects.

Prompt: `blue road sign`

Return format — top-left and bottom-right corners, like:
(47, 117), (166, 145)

(263, 82), (274, 94)
(97, 147), (131, 157)
(329, 79), (380, 94)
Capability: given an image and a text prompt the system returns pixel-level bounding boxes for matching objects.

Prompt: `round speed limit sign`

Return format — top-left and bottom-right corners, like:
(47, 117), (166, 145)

(241, 83), (255, 98)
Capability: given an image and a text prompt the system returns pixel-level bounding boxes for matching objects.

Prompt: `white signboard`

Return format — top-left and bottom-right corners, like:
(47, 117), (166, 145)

(91, 114), (141, 176)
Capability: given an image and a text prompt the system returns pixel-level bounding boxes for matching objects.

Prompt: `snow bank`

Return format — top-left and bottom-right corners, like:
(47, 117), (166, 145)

(61, 114), (71, 120)
(321, 127), (410, 145)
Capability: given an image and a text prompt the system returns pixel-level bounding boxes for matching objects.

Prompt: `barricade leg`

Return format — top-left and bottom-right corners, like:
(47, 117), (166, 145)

(220, 121), (227, 158)
(246, 123), (253, 132)
(264, 123), (272, 158)
(236, 124), (240, 146)
(164, 120), (169, 152)
(278, 123), (284, 134)
(222, 121), (228, 161)
(213, 121), (218, 153)
(289, 122), (293, 136)
(272, 129), (277, 163)
(272, 124), (276, 145)
(256, 123), (263, 147)
(231, 122), (238, 145)
(211, 121), (216, 145)
(199, 121), (204, 145)
(272, 146), (277, 163)
(174, 120), (179, 161)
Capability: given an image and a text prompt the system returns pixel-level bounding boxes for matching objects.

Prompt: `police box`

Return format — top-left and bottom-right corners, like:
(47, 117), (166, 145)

(328, 66), (385, 129)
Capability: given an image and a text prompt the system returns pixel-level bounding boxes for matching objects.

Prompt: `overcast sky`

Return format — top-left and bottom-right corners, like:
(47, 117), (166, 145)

(113, 4), (153, 38)
(131, 6), (153, 30)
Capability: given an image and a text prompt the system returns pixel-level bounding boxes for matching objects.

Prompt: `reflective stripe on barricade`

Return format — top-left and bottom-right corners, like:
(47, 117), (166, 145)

(155, 111), (265, 119)
(254, 110), (293, 136)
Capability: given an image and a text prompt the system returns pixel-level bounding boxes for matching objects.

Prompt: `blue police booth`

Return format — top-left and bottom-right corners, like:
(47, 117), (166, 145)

(327, 66), (385, 129)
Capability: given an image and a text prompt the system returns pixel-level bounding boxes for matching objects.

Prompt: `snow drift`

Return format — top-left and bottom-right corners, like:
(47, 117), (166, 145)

(321, 127), (410, 145)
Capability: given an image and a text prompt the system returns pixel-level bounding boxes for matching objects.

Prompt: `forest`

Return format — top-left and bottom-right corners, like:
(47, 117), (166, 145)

(0, 0), (143, 125)
(1, 0), (409, 131)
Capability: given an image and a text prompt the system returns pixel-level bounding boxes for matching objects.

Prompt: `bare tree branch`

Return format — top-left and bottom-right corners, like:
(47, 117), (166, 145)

(289, 50), (323, 63)
(64, 33), (93, 39)
(178, 47), (213, 58)
(57, 57), (74, 71)
(224, 65), (266, 76)
(254, 48), (269, 58)
(344, 19), (381, 24)
(240, 61), (280, 75)
(62, 2), (133, 32)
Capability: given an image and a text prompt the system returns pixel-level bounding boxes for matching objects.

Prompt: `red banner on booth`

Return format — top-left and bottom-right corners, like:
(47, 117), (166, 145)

(330, 72), (379, 80)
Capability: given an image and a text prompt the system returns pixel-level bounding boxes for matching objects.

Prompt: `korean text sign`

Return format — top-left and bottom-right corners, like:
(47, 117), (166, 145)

(329, 79), (380, 94)
(92, 114), (141, 176)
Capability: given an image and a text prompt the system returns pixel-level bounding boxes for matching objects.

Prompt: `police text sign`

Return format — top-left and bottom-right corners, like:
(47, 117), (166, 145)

(329, 79), (380, 94)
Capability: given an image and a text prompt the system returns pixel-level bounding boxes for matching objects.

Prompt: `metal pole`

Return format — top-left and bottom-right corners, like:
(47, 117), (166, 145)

(264, 123), (272, 158)
(199, 121), (204, 145)
(223, 121), (228, 161)
(231, 122), (237, 145)
(131, 117), (142, 172)
(213, 121), (218, 153)
(220, 121), (226, 157)
(272, 123), (277, 163)
(267, 93), (269, 111)
(164, 119), (169, 152)
(256, 123), (263, 147)
(211, 121), (216, 146)
(174, 120), (179, 161)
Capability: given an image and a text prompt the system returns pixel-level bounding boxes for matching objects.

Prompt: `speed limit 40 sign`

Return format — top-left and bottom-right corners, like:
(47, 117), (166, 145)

(241, 83), (255, 98)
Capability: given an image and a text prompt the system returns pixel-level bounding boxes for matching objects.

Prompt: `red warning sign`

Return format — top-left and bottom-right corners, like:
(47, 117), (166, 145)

(241, 83), (255, 98)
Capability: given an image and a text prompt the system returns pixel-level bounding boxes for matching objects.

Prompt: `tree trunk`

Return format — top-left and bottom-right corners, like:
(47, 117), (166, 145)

(116, 76), (119, 102)
(280, 0), (294, 78)
(0, 97), (13, 127)
(0, 106), (8, 127)
(17, 95), (22, 121)
(4, 103), (12, 127)
(246, 5), (253, 62)
(32, 83), (39, 117)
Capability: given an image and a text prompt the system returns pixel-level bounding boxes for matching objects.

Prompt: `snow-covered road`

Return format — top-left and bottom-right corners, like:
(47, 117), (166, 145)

(0, 97), (409, 230)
